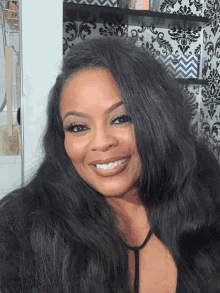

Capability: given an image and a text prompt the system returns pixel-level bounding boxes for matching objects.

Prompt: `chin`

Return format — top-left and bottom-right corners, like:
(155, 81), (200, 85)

(98, 184), (135, 198)
(82, 174), (138, 197)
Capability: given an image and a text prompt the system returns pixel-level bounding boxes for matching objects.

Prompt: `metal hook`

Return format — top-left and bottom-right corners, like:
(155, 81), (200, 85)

(12, 45), (18, 54)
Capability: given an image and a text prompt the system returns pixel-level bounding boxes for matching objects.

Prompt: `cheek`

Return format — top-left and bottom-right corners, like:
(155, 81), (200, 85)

(64, 138), (85, 164)
(129, 151), (142, 179)
(128, 131), (142, 178)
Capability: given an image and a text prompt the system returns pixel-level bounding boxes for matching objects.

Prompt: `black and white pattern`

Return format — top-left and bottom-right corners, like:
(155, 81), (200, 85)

(63, 0), (220, 159)
(63, 0), (118, 7)
(199, 0), (220, 158)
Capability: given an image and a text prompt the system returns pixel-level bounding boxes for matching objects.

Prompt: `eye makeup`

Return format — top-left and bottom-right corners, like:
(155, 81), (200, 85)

(64, 113), (131, 133)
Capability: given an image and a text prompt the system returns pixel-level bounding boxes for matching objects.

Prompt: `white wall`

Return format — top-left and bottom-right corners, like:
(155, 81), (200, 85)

(0, 0), (63, 199)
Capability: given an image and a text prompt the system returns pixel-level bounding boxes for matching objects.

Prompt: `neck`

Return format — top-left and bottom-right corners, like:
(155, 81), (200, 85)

(106, 187), (150, 245)
(106, 187), (142, 214)
(105, 188), (147, 230)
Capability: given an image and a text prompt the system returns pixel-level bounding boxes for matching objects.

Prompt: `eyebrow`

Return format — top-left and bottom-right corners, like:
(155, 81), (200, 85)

(62, 101), (124, 121)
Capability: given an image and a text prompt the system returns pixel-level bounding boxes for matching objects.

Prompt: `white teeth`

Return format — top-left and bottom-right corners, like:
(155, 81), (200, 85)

(95, 158), (126, 169)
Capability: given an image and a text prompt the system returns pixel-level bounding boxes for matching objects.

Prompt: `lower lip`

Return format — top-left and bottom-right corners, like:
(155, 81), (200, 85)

(91, 157), (130, 177)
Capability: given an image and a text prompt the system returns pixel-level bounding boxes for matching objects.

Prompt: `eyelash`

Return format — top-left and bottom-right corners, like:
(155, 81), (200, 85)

(64, 114), (131, 133)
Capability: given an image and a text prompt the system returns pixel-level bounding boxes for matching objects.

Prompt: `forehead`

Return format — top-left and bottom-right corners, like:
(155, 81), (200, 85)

(60, 68), (123, 112)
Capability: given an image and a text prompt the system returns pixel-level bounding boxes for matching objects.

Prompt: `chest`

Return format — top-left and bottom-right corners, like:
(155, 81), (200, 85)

(127, 234), (178, 293)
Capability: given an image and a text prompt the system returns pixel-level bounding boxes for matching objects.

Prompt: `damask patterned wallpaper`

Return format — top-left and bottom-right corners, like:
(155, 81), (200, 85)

(201, 0), (220, 159)
(63, 0), (220, 159)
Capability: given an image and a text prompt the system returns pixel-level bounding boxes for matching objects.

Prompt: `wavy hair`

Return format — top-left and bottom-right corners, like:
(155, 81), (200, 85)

(1, 35), (220, 293)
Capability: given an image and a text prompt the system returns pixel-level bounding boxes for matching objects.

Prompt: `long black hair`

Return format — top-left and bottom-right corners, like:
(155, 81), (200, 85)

(1, 35), (220, 293)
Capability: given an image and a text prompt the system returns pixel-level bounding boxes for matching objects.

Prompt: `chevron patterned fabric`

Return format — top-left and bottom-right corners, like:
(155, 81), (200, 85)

(155, 55), (199, 78)
(63, 0), (118, 6)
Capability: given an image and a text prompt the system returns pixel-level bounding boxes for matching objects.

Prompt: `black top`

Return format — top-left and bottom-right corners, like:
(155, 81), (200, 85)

(122, 228), (190, 293)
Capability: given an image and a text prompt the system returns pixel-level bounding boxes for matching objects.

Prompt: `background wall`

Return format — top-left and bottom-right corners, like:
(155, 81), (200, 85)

(200, 0), (220, 159)
(63, 0), (220, 159)
(0, 0), (63, 199)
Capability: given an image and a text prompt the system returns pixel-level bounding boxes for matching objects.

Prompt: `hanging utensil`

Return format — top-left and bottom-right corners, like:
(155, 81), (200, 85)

(0, 45), (21, 155)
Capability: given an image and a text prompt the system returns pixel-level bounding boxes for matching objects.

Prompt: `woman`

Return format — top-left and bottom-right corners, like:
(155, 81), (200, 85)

(0, 35), (220, 293)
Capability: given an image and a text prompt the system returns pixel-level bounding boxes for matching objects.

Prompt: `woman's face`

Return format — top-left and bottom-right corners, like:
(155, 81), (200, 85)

(60, 68), (141, 198)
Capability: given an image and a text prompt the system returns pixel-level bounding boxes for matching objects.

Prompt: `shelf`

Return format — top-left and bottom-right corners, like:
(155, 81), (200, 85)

(63, 3), (208, 30)
(177, 79), (208, 85)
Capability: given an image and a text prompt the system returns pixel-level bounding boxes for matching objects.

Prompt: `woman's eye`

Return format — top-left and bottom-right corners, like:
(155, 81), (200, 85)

(112, 115), (131, 124)
(64, 124), (88, 133)
(64, 115), (131, 133)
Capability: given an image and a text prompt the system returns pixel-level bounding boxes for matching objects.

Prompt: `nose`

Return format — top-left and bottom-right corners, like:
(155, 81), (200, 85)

(90, 125), (119, 152)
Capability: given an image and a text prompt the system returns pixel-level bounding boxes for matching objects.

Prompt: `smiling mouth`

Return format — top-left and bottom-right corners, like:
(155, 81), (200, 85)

(94, 158), (127, 169)
(91, 156), (130, 177)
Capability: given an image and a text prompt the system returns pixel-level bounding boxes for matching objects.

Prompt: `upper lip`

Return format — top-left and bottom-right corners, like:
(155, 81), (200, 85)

(90, 156), (129, 166)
